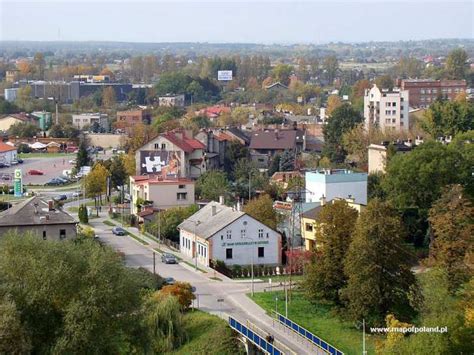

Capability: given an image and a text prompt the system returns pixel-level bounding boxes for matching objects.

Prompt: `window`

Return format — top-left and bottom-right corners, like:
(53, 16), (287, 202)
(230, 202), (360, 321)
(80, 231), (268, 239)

(432, 89), (437, 94)
(392, 102), (397, 107)
(226, 248), (233, 259)
(385, 102), (391, 107)
(241, 229), (246, 238)
(221, 235), (223, 240)
(305, 223), (313, 232)
(426, 89), (431, 94)
(178, 184), (185, 189)
(401, 114), (404, 118)
(420, 89), (425, 94)
(392, 110), (396, 115)
(154, 143), (159, 149)
(258, 229), (264, 238)
(258, 247), (265, 258)
(177, 192), (187, 200)
(42, 231), (47, 240)
(447, 89), (452, 94)
(161, 143), (166, 149)
(60, 229), (66, 240)
(266, 233), (269, 239)
(226, 230), (232, 240)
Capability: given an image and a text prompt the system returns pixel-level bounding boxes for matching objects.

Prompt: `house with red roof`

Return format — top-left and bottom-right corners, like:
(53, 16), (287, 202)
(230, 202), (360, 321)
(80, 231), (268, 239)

(196, 105), (231, 120)
(135, 130), (207, 179)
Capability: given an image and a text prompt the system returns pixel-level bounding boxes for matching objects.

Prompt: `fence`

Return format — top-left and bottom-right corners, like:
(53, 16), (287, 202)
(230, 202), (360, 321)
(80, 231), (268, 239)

(274, 312), (344, 355)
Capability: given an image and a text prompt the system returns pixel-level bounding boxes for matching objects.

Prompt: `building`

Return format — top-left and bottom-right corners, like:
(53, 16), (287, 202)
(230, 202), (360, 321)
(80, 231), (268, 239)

(264, 82), (288, 91)
(270, 171), (303, 189)
(0, 196), (77, 239)
(158, 94), (185, 107)
(178, 199), (281, 267)
(31, 111), (52, 131)
(130, 176), (195, 215)
(136, 130), (207, 179)
(116, 109), (151, 131)
(4, 88), (19, 102)
(72, 113), (109, 131)
(73, 75), (110, 83)
(6, 70), (19, 83)
(364, 84), (409, 132)
(399, 79), (467, 108)
(305, 169), (367, 205)
(249, 129), (304, 168)
(0, 113), (31, 132)
(368, 141), (414, 174)
(0, 142), (18, 165)
(301, 197), (365, 251)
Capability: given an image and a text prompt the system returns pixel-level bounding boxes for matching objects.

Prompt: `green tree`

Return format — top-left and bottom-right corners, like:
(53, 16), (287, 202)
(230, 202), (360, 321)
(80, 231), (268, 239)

(323, 55), (338, 83)
(195, 171), (230, 201)
(421, 99), (474, 137)
(268, 153), (281, 176)
(0, 297), (31, 354)
(390, 57), (424, 79)
(75, 134), (91, 170)
(108, 155), (128, 189)
(224, 140), (248, 177)
(341, 200), (416, 326)
(375, 75), (394, 90)
(78, 204), (89, 224)
(8, 122), (39, 138)
(304, 200), (359, 304)
(271, 64), (293, 86)
(243, 194), (279, 230)
(445, 48), (468, 80)
(323, 103), (363, 163)
(279, 149), (295, 171)
(0, 97), (20, 114)
(149, 205), (198, 242)
(428, 184), (473, 292)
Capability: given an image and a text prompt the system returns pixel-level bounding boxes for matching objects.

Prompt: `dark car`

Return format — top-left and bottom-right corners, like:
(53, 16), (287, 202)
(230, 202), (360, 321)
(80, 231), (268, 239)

(46, 178), (64, 186)
(161, 253), (178, 264)
(112, 227), (126, 236)
(17, 158), (24, 164)
(53, 194), (67, 202)
(163, 277), (175, 285)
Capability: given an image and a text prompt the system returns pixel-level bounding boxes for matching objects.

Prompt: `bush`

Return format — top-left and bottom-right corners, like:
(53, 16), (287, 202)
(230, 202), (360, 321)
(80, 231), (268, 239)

(78, 204), (88, 224)
(159, 282), (196, 310)
(18, 144), (32, 154)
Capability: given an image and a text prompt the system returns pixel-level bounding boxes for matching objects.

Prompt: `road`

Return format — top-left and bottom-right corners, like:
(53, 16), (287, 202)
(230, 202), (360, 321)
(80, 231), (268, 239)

(90, 215), (325, 355)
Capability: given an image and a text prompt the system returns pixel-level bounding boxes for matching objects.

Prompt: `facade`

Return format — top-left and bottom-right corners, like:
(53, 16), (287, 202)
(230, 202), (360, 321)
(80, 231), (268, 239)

(72, 113), (109, 131)
(364, 84), (409, 132)
(301, 197), (365, 251)
(0, 197), (77, 240)
(270, 171), (303, 189)
(305, 169), (368, 205)
(130, 176), (195, 215)
(158, 94), (185, 107)
(399, 79), (467, 108)
(368, 141), (414, 174)
(116, 109), (151, 131)
(0, 142), (18, 165)
(4, 88), (19, 102)
(178, 200), (281, 267)
(0, 113), (31, 132)
(6, 70), (19, 83)
(31, 111), (52, 131)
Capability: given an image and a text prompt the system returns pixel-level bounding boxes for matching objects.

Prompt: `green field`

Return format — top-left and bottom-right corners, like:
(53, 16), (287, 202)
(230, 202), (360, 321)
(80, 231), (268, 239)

(166, 311), (245, 355)
(19, 153), (75, 158)
(251, 291), (380, 355)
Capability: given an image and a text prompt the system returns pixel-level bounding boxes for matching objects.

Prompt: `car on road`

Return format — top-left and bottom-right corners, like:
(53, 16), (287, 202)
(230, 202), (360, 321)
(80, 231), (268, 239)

(56, 176), (70, 184)
(161, 253), (178, 264)
(68, 159), (76, 164)
(71, 191), (82, 198)
(28, 169), (44, 175)
(46, 178), (64, 186)
(17, 158), (23, 164)
(164, 277), (175, 285)
(112, 227), (127, 236)
(53, 194), (68, 202)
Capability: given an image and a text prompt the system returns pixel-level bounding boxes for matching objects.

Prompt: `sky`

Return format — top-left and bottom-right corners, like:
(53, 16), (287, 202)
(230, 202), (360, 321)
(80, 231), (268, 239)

(0, 0), (473, 43)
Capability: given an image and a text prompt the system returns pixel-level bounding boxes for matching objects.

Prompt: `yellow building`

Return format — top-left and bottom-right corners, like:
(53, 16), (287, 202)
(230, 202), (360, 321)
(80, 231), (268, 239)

(301, 197), (365, 251)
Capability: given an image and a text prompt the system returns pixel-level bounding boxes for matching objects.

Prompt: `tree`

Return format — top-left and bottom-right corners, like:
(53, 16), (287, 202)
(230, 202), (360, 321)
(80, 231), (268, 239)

(195, 171), (230, 201)
(102, 86), (116, 108)
(84, 163), (109, 207)
(390, 57), (424, 79)
(421, 99), (474, 137)
(341, 199), (416, 326)
(33, 52), (46, 79)
(75, 135), (91, 170)
(351, 79), (371, 99)
(224, 141), (248, 177)
(268, 153), (281, 176)
(0, 97), (20, 114)
(279, 149), (295, 171)
(109, 155), (128, 189)
(243, 194), (279, 230)
(0, 298), (31, 354)
(271, 64), (293, 86)
(428, 184), (473, 291)
(8, 122), (39, 138)
(375, 75), (394, 90)
(445, 48), (468, 80)
(326, 95), (342, 116)
(148, 205), (198, 242)
(0, 233), (148, 353)
(304, 200), (359, 304)
(322, 55), (338, 84)
(158, 282), (195, 311)
(122, 152), (136, 177)
(382, 141), (468, 213)
(78, 204), (89, 224)
(323, 103), (363, 163)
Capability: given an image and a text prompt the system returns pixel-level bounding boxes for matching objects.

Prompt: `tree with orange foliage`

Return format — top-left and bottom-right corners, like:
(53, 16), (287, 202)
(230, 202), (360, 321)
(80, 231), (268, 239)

(159, 282), (195, 310)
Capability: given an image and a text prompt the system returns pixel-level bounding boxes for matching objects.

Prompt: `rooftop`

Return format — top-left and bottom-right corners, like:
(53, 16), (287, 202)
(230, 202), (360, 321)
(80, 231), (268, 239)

(161, 131), (206, 153)
(249, 130), (297, 150)
(0, 142), (17, 153)
(131, 176), (194, 185)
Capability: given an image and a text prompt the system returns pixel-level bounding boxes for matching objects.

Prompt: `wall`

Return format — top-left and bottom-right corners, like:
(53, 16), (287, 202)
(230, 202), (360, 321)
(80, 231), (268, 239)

(0, 224), (77, 240)
(86, 133), (126, 148)
(368, 146), (387, 174)
(0, 117), (23, 131)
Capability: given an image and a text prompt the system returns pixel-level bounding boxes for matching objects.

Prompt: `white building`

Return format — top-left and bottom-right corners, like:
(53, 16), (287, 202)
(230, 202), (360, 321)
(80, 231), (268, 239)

(305, 169), (368, 205)
(178, 199), (281, 267)
(364, 84), (409, 132)
(0, 142), (18, 165)
(4, 88), (19, 102)
(72, 113), (109, 131)
(158, 94), (185, 107)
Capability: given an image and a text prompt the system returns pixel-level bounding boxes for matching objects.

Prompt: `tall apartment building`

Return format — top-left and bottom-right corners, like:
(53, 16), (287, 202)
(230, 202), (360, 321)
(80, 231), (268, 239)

(364, 84), (409, 132)
(399, 79), (467, 108)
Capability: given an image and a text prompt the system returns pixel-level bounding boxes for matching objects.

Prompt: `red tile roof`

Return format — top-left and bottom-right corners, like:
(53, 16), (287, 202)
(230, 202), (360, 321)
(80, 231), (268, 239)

(161, 132), (205, 153)
(0, 142), (16, 153)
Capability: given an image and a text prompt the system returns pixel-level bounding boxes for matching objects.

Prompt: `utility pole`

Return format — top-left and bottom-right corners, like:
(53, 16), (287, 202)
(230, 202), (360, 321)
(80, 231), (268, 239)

(153, 252), (156, 274)
(248, 171), (251, 201)
(363, 319), (367, 355)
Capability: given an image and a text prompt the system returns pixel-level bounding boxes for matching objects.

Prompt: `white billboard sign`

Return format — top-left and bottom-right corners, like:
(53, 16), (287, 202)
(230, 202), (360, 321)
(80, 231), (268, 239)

(218, 70), (233, 81)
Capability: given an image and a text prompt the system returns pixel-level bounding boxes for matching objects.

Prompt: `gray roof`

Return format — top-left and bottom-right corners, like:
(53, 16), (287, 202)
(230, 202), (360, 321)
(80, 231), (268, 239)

(178, 201), (245, 240)
(302, 205), (323, 220)
(0, 196), (77, 226)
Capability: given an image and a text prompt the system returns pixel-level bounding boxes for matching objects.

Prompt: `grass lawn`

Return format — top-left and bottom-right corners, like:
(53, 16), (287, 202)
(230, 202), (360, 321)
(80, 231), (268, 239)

(166, 311), (245, 355)
(128, 232), (149, 245)
(238, 274), (305, 283)
(251, 291), (380, 355)
(0, 195), (26, 202)
(103, 220), (116, 227)
(19, 153), (75, 158)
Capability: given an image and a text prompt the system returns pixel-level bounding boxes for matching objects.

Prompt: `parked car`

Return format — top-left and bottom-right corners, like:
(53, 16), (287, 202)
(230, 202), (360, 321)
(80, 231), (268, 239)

(53, 194), (67, 201)
(17, 158), (23, 164)
(0, 163), (5, 168)
(68, 159), (76, 164)
(46, 178), (64, 186)
(28, 169), (44, 175)
(56, 176), (70, 183)
(161, 253), (178, 264)
(163, 277), (175, 285)
(71, 191), (82, 198)
(112, 227), (126, 236)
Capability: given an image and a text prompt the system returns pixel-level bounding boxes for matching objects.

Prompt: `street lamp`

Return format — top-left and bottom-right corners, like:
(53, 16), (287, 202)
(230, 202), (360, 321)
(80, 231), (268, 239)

(191, 220), (201, 271)
(242, 236), (255, 297)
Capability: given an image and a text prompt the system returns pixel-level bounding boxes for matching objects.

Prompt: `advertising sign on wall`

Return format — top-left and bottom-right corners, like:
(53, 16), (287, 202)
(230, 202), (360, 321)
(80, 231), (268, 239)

(139, 151), (182, 177)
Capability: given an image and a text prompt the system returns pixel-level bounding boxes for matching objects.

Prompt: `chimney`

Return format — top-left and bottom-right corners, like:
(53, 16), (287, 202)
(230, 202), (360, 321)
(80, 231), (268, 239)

(48, 200), (54, 211)
(236, 200), (241, 212)
(320, 195), (326, 206)
(45, 214), (50, 221)
(211, 204), (217, 216)
(219, 195), (225, 205)
(34, 203), (38, 214)
(274, 129), (279, 140)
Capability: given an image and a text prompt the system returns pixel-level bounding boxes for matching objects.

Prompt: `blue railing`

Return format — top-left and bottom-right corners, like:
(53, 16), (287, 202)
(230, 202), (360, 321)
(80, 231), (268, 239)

(275, 312), (344, 355)
(229, 316), (284, 355)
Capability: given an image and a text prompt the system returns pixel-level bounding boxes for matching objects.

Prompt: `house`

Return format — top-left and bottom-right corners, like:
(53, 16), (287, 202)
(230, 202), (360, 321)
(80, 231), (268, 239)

(270, 171), (303, 189)
(116, 109), (151, 132)
(399, 79), (467, 108)
(0, 142), (18, 165)
(72, 113), (109, 131)
(0, 196), (77, 240)
(130, 175), (195, 216)
(178, 199), (281, 267)
(159, 94), (185, 107)
(0, 113), (31, 132)
(249, 129), (304, 168)
(265, 82), (288, 91)
(364, 84), (409, 132)
(196, 105), (231, 120)
(135, 130), (207, 179)
(301, 196), (365, 251)
(31, 111), (52, 131)
(305, 169), (368, 205)
(368, 141), (415, 174)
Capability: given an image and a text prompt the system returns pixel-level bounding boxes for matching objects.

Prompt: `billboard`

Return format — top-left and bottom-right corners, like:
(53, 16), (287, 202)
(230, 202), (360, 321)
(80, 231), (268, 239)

(139, 151), (182, 177)
(14, 169), (22, 197)
(218, 70), (233, 81)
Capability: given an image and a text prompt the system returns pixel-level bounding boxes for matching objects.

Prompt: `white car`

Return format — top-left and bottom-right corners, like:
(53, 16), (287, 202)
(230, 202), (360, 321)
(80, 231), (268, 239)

(68, 159), (76, 164)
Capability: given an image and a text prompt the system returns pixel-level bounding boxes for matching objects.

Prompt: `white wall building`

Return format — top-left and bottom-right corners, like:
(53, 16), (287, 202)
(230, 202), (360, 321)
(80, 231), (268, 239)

(178, 200), (281, 267)
(364, 84), (409, 132)
(305, 169), (368, 205)
(0, 142), (18, 165)
(72, 113), (109, 131)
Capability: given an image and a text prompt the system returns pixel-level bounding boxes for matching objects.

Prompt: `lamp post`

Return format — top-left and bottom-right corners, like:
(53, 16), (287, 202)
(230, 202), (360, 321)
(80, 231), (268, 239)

(192, 220), (201, 271)
(242, 236), (255, 297)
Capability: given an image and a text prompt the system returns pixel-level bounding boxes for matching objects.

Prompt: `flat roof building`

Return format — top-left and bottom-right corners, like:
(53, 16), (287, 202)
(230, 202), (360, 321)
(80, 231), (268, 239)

(399, 79), (467, 108)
